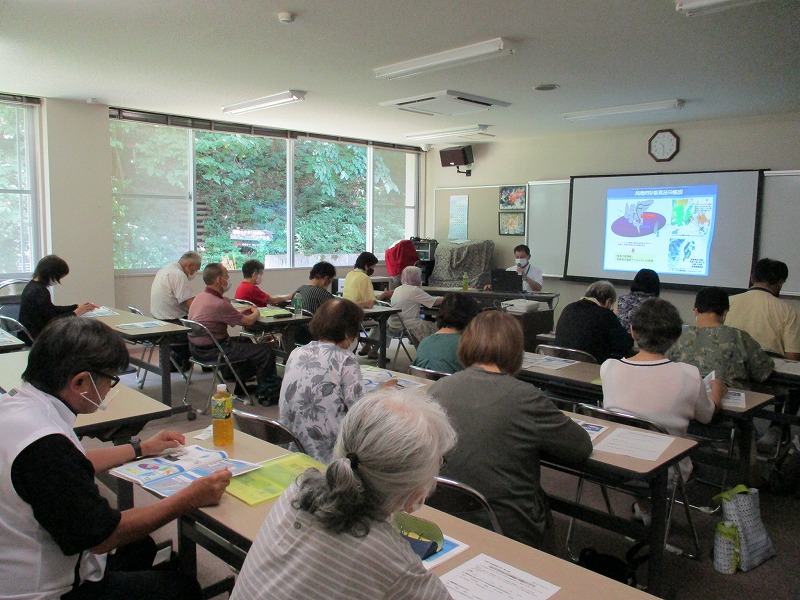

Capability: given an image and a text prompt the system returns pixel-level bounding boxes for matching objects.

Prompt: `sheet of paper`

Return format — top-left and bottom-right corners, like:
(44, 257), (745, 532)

(116, 321), (166, 329)
(441, 554), (560, 600)
(193, 425), (213, 440)
(361, 365), (426, 393)
(0, 331), (21, 345)
(721, 390), (746, 409)
(570, 418), (609, 441)
(593, 428), (672, 460)
(82, 306), (118, 317)
(774, 358), (800, 376)
(422, 536), (469, 570)
(703, 370), (715, 395)
(521, 354), (577, 370)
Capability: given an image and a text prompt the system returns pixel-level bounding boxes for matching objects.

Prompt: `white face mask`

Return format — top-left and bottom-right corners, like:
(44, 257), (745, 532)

(80, 373), (119, 412)
(187, 273), (196, 281)
(516, 258), (529, 268)
(222, 281), (231, 293)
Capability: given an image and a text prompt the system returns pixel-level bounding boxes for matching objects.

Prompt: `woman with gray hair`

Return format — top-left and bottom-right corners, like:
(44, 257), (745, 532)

(387, 265), (442, 347)
(231, 389), (457, 600)
(554, 280), (634, 363)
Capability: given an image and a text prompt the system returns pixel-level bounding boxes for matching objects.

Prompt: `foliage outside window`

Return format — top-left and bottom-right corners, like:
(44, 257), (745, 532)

(0, 101), (38, 274)
(110, 120), (418, 270)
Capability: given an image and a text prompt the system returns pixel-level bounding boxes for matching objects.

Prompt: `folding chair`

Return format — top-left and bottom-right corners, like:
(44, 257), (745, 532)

(565, 404), (701, 561)
(0, 315), (33, 345)
(426, 476), (503, 534)
(389, 313), (416, 363)
(179, 319), (254, 414)
(408, 365), (451, 381)
(535, 344), (598, 364)
(232, 408), (306, 453)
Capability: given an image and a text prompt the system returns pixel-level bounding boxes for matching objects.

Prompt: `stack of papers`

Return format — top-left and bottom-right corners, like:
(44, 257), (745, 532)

(82, 306), (118, 317)
(116, 320), (166, 330)
(522, 354), (577, 370)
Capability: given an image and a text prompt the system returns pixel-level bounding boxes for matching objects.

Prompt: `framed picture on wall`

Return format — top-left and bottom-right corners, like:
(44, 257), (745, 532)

(499, 211), (526, 236)
(499, 185), (527, 211)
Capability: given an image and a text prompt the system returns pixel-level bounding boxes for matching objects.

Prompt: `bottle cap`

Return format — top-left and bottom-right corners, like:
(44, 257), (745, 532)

(216, 384), (227, 393)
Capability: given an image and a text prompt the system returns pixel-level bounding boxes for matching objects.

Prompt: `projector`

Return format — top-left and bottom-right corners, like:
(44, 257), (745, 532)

(501, 299), (541, 314)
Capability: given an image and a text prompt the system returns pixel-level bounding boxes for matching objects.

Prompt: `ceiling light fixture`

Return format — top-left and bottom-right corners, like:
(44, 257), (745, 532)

(562, 99), (685, 121)
(675, 0), (768, 16)
(406, 125), (493, 141)
(374, 38), (512, 80)
(221, 90), (305, 114)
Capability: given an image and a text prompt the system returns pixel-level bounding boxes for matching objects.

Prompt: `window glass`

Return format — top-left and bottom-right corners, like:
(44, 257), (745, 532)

(0, 102), (38, 274)
(372, 149), (417, 260)
(111, 121), (193, 269)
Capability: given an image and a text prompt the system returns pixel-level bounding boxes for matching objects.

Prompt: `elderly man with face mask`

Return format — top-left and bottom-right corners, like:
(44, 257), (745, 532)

(187, 263), (276, 395)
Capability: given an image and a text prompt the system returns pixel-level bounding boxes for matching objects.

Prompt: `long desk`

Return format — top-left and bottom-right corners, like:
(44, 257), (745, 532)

(0, 350), (172, 509)
(423, 285), (560, 310)
(88, 308), (189, 407)
(517, 353), (776, 486)
(254, 305), (400, 368)
(177, 430), (653, 600)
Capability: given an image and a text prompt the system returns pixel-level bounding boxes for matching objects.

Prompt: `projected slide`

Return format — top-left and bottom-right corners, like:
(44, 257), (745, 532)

(603, 185), (717, 276)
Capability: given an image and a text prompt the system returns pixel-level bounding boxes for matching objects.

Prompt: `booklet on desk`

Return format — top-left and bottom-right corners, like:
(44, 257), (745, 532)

(226, 453), (325, 506)
(110, 445), (260, 498)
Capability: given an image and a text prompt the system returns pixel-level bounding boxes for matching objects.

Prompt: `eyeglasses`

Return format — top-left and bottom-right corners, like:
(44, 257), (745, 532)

(93, 372), (121, 388)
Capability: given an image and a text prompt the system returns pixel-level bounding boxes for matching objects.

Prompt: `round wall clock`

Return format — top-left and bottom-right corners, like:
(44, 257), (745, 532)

(648, 129), (680, 162)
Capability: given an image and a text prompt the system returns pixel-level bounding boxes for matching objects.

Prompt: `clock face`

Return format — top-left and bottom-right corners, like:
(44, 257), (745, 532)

(648, 129), (679, 162)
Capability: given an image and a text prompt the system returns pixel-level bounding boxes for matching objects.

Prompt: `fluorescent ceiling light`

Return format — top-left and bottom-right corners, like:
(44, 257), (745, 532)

(675, 0), (768, 16)
(374, 38), (511, 80)
(562, 99), (685, 121)
(406, 125), (493, 141)
(222, 90), (305, 114)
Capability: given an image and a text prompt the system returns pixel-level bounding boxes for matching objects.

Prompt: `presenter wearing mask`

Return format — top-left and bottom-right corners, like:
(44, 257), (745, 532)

(484, 245), (543, 292)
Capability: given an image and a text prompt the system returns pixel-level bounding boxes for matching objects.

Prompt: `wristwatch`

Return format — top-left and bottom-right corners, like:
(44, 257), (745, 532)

(130, 437), (144, 460)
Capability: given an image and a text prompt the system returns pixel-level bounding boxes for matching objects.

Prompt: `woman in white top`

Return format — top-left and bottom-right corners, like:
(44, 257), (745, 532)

(232, 389), (457, 600)
(388, 266), (442, 345)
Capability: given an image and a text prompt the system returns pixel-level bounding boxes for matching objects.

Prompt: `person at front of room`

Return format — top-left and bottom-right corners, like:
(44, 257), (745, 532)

(234, 259), (292, 307)
(429, 310), (592, 551)
(187, 263), (276, 396)
(0, 317), (231, 600)
(19, 254), (98, 341)
(555, 280), (634, 363)
(601, 298), (726, 525)
(342, 252), (392, 359)
(484, 244), (543, 292)
(231, 389), (456, 600)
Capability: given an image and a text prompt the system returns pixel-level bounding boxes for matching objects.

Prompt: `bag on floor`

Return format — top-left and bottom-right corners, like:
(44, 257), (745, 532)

(768, 435), (800, 497)
(712, 521), (739, 574)
(255, 375), (283, 406)
(713, 484), (775, 571)
(577, 541), (648, 587)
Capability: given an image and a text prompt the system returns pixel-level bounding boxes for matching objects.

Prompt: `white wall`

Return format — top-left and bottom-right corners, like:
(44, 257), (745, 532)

(423, 112), (800, 323)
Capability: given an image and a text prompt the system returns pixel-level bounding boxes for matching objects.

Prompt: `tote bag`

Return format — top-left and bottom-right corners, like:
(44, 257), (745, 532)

(713, 485), (775, 571)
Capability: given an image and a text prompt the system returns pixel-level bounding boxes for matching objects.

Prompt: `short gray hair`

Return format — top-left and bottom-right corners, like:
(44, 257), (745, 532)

(179, 251), (201, 266)
(400, 265), (423, 287)
(293, 389), (457, 536)
(584, 280), (617, 305)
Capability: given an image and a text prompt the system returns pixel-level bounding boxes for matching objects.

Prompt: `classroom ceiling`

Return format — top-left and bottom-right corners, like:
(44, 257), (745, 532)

(2, 0), (799, 147)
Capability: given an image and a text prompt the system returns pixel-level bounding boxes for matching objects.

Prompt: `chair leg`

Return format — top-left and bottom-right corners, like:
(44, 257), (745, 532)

(565, 478), (586, 562)
(181, 365), (196, 408)
(136, 344), (155, 389)
(224, 360), (254, 406)
(663, 478), (701, 560)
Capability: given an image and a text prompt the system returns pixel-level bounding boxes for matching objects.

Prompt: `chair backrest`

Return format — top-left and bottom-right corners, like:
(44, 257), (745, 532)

(180, 318), (223, 349)
(127, 305), (146, 317)
(0, 315), (33, 345)
(535, 344), (598, 364)
(426, 476), (503, 534)
(232, 408), (306, 453)
(0, 279), (29, 296)
(408, 365), (451, 381)
(576, 403), (669, 436)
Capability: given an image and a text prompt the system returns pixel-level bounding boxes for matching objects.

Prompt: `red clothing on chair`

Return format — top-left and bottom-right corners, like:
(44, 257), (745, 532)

(384, 240), (419, 276)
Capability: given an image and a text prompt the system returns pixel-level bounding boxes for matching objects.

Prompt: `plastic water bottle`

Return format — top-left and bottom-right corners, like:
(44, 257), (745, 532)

(462, 272), (469, 291)
(211, 384), (233, 446)
(292, 293), (303, 316)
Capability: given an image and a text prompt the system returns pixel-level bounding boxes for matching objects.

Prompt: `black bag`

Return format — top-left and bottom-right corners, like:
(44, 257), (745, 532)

(255, 375), (283, 406)
(769, 436), (800, 497)
(577, 541), (649, 587)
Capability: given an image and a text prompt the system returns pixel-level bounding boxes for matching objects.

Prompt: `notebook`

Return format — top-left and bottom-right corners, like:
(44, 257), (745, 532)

(491, 269), (523, 293)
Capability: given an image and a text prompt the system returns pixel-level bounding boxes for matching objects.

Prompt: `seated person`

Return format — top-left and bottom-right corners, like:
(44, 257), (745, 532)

(293, 261), (337, 345)
(233, 389), (456, 600)
(279, 298), (395, 463)
(667, 287), (774, 389)
(413, 293), (481, 374)
(616, 268), (660, 331)
(602, 298), (727, 486)
(234, 259), (291, 307)
(0, 317), (230, 599)
(555, 280), (634, 363)
(429, 310), (592, 551)
(187, 263), (276, 395)
(19, 254), (98, 341)
(342, 252), (392, 358)
(484, 244), (543, 292)
(388, 266), (442, 345)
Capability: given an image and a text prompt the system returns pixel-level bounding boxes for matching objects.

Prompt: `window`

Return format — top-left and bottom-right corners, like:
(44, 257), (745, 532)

(0, 100), (39, 275)
(110, 118), (419, 270)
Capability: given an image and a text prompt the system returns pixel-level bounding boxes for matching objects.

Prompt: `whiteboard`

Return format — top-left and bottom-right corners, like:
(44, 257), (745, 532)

(527, 180), (569, 277)
(760, 171), (800, 295)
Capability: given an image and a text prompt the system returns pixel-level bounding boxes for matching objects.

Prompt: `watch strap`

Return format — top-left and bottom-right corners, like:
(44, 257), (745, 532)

(130, 438), (144, 460)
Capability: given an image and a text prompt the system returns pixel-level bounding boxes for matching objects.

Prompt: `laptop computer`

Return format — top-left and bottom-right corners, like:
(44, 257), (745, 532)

(491, 269), (523, 293)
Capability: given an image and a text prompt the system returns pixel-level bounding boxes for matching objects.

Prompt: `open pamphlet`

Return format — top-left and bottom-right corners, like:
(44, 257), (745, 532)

(258, 306), (293, 318)
(226, 452), (325, 506)
(110, 445), (260, 497)
(361, 365), (426, 393)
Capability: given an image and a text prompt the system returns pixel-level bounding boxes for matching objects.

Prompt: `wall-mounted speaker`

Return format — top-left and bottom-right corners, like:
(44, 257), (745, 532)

(439, 145), (474, 167)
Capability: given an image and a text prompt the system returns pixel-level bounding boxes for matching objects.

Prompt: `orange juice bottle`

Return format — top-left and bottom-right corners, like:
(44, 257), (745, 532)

(211, 384), (233, 446)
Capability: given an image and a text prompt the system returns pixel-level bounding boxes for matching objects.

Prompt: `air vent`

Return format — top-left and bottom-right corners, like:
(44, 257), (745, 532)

(379, 90), (511, 116)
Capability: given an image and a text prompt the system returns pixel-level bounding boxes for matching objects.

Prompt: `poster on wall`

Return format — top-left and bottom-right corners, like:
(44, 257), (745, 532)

(499, 212), (526, 236)
(499, 185), (527, 211)
(448, 195), (469, 239)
